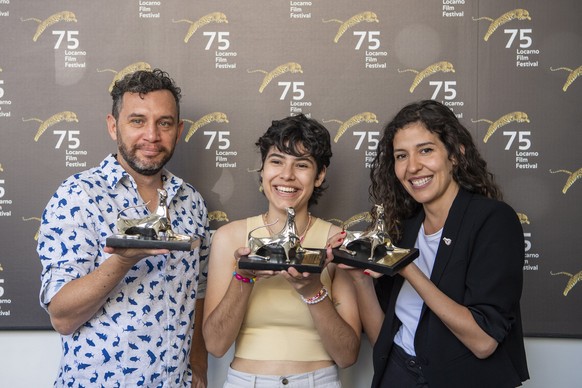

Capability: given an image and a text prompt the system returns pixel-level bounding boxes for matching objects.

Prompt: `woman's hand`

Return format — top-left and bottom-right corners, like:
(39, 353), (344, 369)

(327, 230), (384, 282)
(234, 246), (278, 280)
(280, 243), (335, 297)
(327, 230), (347, 249)
(280, 266), (322, 299)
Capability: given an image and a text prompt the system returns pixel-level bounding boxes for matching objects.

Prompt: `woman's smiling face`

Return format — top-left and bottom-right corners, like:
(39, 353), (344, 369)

(393, 122), (459, 211)
(261, 145), (325, 214)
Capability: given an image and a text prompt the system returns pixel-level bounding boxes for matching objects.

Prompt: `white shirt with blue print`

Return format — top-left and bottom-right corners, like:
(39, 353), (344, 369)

(38, 154), (209, 388)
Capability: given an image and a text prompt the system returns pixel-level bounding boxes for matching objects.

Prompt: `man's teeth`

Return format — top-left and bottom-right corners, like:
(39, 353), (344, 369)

(277, 186), (297, 193)
(411, 177), (431, 186)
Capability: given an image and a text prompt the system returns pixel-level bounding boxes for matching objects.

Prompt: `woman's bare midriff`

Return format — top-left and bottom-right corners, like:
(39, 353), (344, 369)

(231, 357), (334, 375)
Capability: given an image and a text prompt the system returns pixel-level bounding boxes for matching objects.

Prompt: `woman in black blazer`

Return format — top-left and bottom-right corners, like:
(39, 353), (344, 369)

(346, 100), (529, 387)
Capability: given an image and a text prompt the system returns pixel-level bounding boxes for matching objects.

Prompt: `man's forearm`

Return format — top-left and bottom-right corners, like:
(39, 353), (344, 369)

(47, 254), (134, 335)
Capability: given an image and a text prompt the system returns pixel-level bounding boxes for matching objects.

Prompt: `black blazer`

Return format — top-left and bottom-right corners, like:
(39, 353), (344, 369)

(372, 189), (529, 388)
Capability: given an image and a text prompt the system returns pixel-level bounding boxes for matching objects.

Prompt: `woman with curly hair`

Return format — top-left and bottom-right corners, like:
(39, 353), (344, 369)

(346, 100), (529, 388)
(203, 114), (361, 387)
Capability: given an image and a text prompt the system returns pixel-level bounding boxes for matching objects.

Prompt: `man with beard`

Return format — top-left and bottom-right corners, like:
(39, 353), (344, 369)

(37, 69), (209, 387)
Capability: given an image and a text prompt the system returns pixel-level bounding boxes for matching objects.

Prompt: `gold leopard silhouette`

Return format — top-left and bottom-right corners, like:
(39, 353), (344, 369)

(398, 61), (455, 93)
(328, 211), (373, 229)
(322, 11), (379, 43)
(21, 11), (77, 42)
(471, 112), (530, 143)
(183, 112), (229, 142)
(550, 65), (582, 92)
(247, 62), (303, 93)
(22, 111), (79, 142)
(473, 9), (531, 41)
(22, 216), (42, 240)
(172, 12), (228, 43)
(550, 270), (582, 296)
(323, 112), (379, 143)
(549, 168), (582, 194)
(209, 210), (229, 222)
(517, 213), (530, 224)
(97, 62), (152, 92)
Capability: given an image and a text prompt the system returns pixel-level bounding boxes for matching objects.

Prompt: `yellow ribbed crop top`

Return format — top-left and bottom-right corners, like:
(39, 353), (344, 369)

(234, 215), (334, 361)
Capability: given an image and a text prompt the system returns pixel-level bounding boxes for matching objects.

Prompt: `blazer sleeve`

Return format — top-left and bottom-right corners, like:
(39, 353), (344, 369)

(463, 199), (525, 343)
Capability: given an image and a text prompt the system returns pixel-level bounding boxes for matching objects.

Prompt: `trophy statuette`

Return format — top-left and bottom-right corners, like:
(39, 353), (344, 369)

(332, 204), (418, 275)
(106, 189), (199, 251)
(238, 207), (326, 273)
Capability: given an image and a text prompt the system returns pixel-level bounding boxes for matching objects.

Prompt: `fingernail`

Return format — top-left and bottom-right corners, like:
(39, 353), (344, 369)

(364, 270), (370, 276)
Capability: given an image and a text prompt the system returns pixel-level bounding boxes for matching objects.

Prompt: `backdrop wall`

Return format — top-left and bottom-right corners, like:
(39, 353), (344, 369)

(0, 0), (580, 385)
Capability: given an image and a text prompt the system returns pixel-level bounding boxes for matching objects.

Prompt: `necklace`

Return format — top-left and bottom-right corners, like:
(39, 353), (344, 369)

(263, 212), (313, 243)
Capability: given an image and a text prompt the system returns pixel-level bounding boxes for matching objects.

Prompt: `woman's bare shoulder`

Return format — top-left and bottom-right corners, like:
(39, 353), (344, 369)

(213, 218), (248, 241)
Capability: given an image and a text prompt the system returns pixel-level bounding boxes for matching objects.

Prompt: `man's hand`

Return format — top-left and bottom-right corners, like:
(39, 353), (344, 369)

(103, 246), (170, 266)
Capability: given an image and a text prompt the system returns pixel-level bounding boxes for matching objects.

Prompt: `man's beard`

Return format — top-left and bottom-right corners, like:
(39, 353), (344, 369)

(117, 138), (174, 176)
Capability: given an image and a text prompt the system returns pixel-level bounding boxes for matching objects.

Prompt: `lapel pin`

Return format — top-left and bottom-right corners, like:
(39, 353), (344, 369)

(443, 237), (452, 246)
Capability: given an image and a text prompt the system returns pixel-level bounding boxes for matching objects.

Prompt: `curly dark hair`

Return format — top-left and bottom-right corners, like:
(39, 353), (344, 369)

(370, 100), (502, 240)
(110, 68), (182, 120)
(256, 114), (333, 207)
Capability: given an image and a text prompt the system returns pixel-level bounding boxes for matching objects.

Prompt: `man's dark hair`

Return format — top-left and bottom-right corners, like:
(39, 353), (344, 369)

(110, 68), (182, 120)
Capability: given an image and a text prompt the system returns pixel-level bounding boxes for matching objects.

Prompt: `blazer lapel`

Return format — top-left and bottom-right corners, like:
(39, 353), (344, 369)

(429, 189), (472, 286)
(414, 189), (472, 321)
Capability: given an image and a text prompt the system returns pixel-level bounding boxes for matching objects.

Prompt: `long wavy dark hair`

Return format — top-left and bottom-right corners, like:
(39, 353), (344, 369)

(369, 100), (502, 240)
(256, 114), (332, 207)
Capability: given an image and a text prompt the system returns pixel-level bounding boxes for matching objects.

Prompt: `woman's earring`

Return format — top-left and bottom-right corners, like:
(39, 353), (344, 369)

(259, 184), (263, 192)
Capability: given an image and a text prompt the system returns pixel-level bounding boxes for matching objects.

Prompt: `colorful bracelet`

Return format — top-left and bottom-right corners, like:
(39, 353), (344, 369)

(301, 287), (328, 305)
(233, 271), (256, 284)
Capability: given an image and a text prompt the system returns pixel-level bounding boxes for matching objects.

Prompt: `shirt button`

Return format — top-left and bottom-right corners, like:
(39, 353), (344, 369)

(282, 378), (289, 385)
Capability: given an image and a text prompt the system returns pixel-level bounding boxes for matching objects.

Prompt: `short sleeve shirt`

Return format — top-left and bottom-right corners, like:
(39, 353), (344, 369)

(37, 154), (209, 387)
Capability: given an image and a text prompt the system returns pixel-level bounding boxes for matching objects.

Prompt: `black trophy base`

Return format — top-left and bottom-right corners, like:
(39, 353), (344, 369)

(332, 242), (419, 276)
(238, 246), (326, 273)
(106, 234), (198, 251)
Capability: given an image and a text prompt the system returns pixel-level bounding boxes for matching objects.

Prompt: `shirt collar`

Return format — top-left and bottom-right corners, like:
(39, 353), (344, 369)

(101, 154), (184, 199)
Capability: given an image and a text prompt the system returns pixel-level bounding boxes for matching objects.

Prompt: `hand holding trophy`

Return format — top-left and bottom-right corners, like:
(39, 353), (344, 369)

(332, 204), (418, 275)
(106, 188), (199, 251)
(237, 207), (326, 273)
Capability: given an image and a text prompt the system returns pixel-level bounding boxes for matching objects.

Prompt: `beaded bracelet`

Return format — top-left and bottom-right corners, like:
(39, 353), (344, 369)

(233, 271), (256, 284)
(301, 287), (328, 305)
